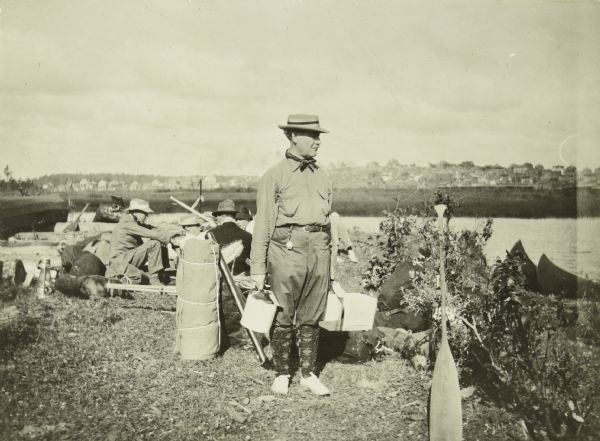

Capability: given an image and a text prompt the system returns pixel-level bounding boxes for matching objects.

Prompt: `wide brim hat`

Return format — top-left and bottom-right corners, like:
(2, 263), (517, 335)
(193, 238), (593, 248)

(124, 198), (154, 213)
(278, 114), (329, 133)
(179, 215), (202, 227)
(236, 206), (253, 221)
(212, 199), (237, 217)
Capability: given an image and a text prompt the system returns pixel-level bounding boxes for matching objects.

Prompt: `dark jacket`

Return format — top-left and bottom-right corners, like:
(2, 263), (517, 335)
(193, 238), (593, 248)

(210, 221), (252, 276)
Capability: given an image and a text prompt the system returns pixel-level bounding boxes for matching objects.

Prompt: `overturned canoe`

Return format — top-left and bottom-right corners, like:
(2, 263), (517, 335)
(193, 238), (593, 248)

(8, 231), (93, 246)
(508, 240), (541, 292)
(0, 194), (68, 239)
(537, 254), (600, 300)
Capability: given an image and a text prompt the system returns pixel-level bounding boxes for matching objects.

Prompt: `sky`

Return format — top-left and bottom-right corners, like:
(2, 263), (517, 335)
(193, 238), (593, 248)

(1, 0), (599, 178)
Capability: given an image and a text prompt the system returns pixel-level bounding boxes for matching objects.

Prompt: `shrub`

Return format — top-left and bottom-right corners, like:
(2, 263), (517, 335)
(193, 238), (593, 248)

(363, 192), (600, 439)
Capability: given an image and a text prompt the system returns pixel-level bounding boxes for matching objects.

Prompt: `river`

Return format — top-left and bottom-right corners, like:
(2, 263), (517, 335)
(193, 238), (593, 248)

(343, 216), (600, 281)
(64, 212), (600, 281)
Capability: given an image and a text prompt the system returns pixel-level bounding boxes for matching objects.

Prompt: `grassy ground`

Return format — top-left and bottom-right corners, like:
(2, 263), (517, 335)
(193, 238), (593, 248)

(0, 234), (523, 441)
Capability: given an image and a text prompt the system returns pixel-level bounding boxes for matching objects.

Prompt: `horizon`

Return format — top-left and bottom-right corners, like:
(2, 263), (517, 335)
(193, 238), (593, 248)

(10, 160), (594, 182)
(2, 1), (599, 178)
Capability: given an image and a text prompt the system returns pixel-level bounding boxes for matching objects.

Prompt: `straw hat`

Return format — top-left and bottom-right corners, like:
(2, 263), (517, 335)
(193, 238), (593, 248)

(278, 114), (329, 133)
(179, 215), (202, 227)
(212, 199), (236, 217)
(124, 198), (154, 213)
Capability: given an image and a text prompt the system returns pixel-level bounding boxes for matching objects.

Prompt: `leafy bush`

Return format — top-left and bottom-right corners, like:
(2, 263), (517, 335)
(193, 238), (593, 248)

(363, 192), (600, 439)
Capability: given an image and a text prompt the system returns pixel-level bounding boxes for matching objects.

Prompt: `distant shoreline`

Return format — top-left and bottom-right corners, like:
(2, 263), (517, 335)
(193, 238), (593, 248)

(58, 187), (600, 218)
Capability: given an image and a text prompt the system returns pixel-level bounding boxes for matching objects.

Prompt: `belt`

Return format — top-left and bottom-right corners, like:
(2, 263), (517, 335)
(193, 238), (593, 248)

(278, 224), (330, 233)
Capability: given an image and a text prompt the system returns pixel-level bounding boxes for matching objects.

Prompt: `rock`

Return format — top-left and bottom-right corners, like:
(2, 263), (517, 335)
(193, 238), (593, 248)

(460, 386), (476, 400)
(515, 419), (530, 441)
(411, 354), (428, 370)
(256, 395), (276, 402)
(226, 406), (248, 423)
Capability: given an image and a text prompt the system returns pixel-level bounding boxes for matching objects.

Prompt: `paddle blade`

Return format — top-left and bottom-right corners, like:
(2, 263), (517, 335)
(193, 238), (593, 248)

(430, 338), (462, 441)
(221, 240), (243, 265)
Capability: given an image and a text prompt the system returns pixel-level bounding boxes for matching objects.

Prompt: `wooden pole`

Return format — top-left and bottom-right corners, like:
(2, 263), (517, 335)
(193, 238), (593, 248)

(208, 233), (270, 367)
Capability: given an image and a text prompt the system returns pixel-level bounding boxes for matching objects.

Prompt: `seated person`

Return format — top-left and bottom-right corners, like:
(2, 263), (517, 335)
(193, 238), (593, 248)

(235, 206), (254, 235)
(105, 198), (177, 285)
(175, 215), (208, 244)
(330, 211), (357, 263)
(207, 199), (254, 349)
(208, 199), (252, 276)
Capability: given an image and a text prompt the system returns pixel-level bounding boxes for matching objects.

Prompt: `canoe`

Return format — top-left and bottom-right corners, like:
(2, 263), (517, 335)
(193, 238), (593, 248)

(0, 194), (68, 239)
(508, 240), (541, 292)
(7, 231), (93, 246)
(537, 254), (600, 300)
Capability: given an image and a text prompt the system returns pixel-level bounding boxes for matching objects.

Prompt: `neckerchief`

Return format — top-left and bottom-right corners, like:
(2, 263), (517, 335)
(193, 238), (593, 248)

(285, 150), (318, 172)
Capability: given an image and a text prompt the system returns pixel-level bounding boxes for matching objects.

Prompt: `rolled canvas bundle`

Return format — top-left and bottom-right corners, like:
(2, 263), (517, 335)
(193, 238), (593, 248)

(175, 237), (220, 360)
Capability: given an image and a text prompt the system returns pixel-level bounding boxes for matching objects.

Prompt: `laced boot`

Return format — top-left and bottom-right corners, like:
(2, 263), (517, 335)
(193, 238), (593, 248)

(270, 325), (292, 394)
(298, 325), (330, 396)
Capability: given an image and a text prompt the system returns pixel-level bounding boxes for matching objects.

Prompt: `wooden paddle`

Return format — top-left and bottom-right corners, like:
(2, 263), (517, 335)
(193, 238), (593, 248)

(62, 203), (90, 233)
(430, 204), (462, 441)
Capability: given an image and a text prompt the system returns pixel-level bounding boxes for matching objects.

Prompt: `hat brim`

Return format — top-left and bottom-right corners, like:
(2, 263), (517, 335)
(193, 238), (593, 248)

(125, 207), (154, 213)
(236, 214), (253, 221)
(212, 210), (237, 217)
(278, 124), (329, 134)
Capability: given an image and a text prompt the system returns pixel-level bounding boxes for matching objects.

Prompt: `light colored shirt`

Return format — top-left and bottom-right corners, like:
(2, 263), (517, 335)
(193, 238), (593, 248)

(108, 214), (174, 273)
(250, 155), (332, 275)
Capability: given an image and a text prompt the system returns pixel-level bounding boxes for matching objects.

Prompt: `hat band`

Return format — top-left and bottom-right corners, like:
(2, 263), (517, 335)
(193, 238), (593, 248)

(288, 120), (319, 125)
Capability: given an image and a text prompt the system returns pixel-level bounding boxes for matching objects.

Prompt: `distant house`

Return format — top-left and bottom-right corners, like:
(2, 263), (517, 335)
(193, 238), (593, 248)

(56, 184), (66, 192)
(97, 180), (107, 191)
(166, 178), (182, 190)
(151, 179), (163, 190)
(129, 181), (139, 191)
(79, 178), (88, 189)
(203, 175), (218, 190)
(108, 180), (120, 191)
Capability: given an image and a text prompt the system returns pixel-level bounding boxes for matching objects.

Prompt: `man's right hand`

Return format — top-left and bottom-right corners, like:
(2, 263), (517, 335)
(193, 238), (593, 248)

(251, 274), (266, 291)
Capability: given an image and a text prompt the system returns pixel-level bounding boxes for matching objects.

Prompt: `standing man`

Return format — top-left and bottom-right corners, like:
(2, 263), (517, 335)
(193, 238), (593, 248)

(251, 114), (332, 396)
(106, 199), (175, 285)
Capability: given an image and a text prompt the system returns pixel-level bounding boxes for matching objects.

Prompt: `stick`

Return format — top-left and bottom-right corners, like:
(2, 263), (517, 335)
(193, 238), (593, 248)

(170, 196), (215, 225)
(105, 282), (177, 295)
(208, 232), (270, 367)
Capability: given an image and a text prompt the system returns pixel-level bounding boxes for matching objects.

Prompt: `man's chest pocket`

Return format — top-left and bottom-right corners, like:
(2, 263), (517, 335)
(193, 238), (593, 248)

(277, 188), (300, 217)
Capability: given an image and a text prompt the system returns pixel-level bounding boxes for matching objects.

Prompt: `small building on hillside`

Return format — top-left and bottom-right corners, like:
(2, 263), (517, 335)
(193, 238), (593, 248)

(203, 175), (218, 190)
(97, 180), (107, 191)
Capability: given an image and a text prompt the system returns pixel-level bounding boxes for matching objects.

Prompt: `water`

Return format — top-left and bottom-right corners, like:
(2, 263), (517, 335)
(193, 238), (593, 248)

(65, 212), (600, 280)
(344, 216), (600, 281)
